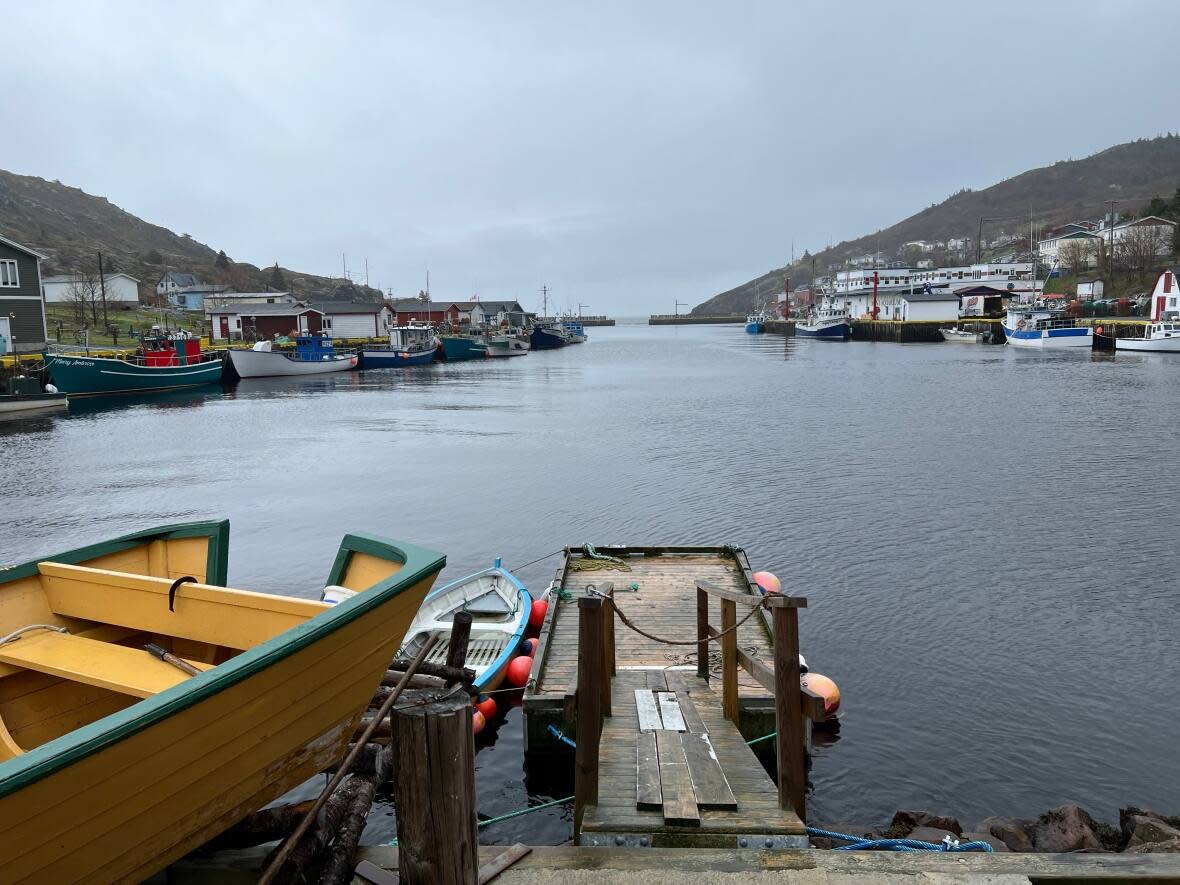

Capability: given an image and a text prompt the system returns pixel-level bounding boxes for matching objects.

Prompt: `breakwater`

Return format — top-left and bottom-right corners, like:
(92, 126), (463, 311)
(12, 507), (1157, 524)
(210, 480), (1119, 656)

(649, 314), (743, 325)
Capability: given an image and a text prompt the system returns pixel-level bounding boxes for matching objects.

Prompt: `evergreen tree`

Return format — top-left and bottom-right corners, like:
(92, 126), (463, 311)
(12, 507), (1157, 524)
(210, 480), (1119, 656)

(215, 250), (230, 268)
(269, 263), (286, 290)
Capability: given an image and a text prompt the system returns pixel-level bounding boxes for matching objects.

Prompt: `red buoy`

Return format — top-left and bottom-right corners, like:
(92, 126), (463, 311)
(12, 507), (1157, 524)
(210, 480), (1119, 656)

(521, 637), (538, 656)
(506, 654), (532, 687)
(528, 599), (548, 629)
(472, 710), (486, 734)
(476, 696), (497, 720)
(801, 672), (841, 718)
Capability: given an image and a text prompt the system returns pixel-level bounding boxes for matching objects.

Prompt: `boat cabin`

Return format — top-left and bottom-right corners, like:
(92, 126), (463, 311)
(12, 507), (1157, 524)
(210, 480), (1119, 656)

(389, 324), (435, 352)
(141, 333), (203, 367)
(293, 334), (338, 361)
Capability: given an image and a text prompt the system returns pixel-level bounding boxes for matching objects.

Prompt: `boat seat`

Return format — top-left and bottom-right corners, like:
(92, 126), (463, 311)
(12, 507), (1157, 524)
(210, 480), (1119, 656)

(0, 630), (212, 698)
(440, 590), (512, 620)
(36, 561), (328, 651)
(425, 637), (507, 669)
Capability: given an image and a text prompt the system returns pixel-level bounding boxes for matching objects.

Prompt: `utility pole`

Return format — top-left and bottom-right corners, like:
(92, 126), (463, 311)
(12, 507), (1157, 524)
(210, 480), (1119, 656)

(1106, 200), (1118, 275)
(977, 217), (984, 263)
(365, 258), (369, 288)
(674, 299), (688, 320)
(97, 251), (109, 328)
(577, 302), (588, 318)
(540, 285), (550, 319)
(342, 253), (348, 282)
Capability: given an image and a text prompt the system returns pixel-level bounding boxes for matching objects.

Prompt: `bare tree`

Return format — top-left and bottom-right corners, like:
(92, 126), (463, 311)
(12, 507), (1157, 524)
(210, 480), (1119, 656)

(1115, 225), (1169, 272)
(64, 271), (103, 327)
(1058, 240), (1097, 276)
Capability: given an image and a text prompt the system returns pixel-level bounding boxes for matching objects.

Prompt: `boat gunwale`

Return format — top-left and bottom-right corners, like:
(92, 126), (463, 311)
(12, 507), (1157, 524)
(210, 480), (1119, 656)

(0, 521), (444, 797)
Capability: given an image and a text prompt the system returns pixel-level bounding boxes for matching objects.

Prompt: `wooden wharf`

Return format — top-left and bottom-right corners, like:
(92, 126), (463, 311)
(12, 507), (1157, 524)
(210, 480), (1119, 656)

(523, 546), (825, 849)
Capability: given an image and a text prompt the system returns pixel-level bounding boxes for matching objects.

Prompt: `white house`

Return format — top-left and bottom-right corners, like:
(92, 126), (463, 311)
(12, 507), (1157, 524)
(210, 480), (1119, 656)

(205, 292), (296, 310)
(1105, 215), (1176, 255)
(1077, 280), (1104, 299)
(1038, 229), (1103, 265)
(42, 272), (140, 304)
(899, 292), (959, 321)
(156, 270), (199, 297)
(313, 302), (394, 338)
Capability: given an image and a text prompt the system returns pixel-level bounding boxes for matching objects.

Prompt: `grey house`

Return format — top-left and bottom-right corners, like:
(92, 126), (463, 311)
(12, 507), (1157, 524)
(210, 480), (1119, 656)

(0, 234), (49, 353)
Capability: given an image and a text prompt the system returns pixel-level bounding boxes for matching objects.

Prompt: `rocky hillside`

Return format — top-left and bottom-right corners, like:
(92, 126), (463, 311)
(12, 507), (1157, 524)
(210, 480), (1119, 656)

(0, 170), (384, 303)
(695, 134), (1180, 315)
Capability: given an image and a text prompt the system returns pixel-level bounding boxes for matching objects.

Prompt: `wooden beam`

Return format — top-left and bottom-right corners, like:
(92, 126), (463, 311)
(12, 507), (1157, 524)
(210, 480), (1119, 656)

(574, 596), (604, 837)
(527, 583), (562, 688)
(635, 731), (662, 810)
(695, 584), (709, 682)
(654, 730), (699, 827)
(680, 733), (737, 810)
(719, 598), (737, 724)
(694, 579), (763, 607)
(634, 690), (662, 731)
(772, 605), (806, 820)
(655, 693), (686, 732)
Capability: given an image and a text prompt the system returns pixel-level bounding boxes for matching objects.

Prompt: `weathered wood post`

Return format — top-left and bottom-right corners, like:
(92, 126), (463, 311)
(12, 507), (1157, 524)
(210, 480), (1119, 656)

(390, 689), (478, 884)
(770, 595), (808, 820)
(696, 582), (710, 681)
(445, 610), (473, 682)
(601, 583), (616, 677)
(573, 595), (604, 838)
(720, 597), (738, 723)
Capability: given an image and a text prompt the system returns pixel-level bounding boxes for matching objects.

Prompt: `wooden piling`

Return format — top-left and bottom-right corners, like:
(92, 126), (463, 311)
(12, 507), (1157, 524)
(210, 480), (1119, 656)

(720, 598), (738, 724)
(772, 605), (806, 819)
(390, 689), (478, 885)
(696, 583), (710, 681)
(446, 611), (473, 684)
(318, 773), (380, 885)
(573, 595), (605, 837)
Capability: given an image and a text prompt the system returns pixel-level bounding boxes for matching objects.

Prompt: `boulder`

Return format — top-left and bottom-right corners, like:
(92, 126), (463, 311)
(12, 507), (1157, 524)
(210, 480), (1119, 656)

(961, 831), (1011, 852)
(1029, 805), (1108, 853)
(974, 816), (1035, 853)
(884, 810), (963, 839)
(1121, 811), (1180, 850)
(907, 826), (958, 847)
(1126, 839), (1180, 854)
(807, 823), (878, 850)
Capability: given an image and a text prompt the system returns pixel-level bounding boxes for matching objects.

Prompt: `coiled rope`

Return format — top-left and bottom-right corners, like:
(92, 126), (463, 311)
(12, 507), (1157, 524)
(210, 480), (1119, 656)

(804, 826), (993, 853)
(568, 544), (631, 572)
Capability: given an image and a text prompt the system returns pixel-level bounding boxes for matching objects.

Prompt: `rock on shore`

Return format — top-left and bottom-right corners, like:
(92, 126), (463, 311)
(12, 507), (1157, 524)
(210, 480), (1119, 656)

(814, 804), (1180, 853)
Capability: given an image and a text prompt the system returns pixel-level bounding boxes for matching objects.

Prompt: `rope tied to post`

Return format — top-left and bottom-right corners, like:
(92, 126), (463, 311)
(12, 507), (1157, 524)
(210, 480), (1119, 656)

(585, 585), (772, 647)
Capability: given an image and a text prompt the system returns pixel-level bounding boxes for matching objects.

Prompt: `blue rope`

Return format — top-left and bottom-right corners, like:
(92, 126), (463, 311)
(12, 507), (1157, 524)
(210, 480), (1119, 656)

(806, 826), (993, 852)
(547, 724), (577, 749)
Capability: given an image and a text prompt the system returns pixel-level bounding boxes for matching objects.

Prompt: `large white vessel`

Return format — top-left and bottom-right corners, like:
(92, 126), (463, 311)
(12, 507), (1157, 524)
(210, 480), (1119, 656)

(1002, 306), (1092, 348)
(796, 300), (851, 339)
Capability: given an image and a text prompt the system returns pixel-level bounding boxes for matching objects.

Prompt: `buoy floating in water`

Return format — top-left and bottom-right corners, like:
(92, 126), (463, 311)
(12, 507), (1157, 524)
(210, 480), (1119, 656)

(528, 599), (548, 629)
(801, 672), (841, 719)
(475, 696), (497, 720)
(472, 710), (486, 734)
(752, 571), (781, 594)
(506, 654), (532, 688)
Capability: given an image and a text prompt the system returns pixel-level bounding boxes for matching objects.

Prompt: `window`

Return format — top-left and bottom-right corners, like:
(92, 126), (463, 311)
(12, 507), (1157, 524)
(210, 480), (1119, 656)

(235, 318), (241, 329)
(0, 259), (18, 287)
(323, 318), (333, 330)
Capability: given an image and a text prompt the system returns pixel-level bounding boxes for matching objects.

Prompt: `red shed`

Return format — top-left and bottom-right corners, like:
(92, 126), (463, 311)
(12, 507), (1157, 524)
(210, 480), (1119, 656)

(209, 303), (324, 341)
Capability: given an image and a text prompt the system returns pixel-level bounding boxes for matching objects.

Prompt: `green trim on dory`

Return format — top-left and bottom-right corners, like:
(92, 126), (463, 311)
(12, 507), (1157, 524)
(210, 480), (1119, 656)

(0, 523), (444, 797)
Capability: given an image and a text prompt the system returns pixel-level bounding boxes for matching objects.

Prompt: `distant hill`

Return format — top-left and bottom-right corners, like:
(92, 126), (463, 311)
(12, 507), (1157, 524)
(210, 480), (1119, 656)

(0, 170), (384, 302)
(694, 134), (1180, 315)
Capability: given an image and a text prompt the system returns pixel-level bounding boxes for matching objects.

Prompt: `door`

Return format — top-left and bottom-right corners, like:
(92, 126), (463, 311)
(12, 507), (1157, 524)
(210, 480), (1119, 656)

(219, 316), (230, 339)
(298, 313), (309, 334)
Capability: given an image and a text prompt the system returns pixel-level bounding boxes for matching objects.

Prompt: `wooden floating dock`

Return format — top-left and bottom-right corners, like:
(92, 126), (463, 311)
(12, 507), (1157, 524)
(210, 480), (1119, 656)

(647, 314), (744, 325)
(524, 546), (823, 849)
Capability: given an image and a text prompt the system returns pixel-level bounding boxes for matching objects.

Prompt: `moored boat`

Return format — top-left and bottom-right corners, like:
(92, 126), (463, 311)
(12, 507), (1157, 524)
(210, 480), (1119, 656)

(361, 324), (438, 368)
(561, 320), (587, 343)
(1002, 306), (1093, 348)
(745, 311), (766, 334)
(43, 331), (223, 396)
(438, 334), (489, 361)
(0, 520), (444, 883)
(797, 303), (851, 339)
(0, 376), (67, 415)
(398, 559), (531, 692)
(1116, 270), (1180, 352)
(529, 323), (570, 350)
(939, 327), (979, 343)
(227, 334), (357, 378)
(487, 333), (530, 357)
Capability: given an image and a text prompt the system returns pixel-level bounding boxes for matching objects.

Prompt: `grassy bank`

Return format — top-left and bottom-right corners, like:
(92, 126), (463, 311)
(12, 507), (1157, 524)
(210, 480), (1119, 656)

(43, 303), (207, 347)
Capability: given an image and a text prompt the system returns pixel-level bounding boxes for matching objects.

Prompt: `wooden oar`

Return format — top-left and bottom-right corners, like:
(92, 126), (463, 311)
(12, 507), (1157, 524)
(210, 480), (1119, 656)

(144, 643), (202, 677)
(257, 633), (440, 885)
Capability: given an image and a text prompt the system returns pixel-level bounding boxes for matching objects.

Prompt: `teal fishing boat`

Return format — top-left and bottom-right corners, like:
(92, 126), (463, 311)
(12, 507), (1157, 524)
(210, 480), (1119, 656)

(438, 335), (489, 361)
(43, 332), (223, 396)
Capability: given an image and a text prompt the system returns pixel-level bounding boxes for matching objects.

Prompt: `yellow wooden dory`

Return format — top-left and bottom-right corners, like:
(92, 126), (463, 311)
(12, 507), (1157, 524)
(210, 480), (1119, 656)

(0, 520), (444, 884)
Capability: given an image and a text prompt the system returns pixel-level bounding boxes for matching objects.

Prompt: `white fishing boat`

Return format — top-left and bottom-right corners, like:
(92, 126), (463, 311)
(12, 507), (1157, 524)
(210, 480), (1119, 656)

(487, 334), (530, 357)
(228, 335), (357, 378)
(940, 327), (979, 343)
(797, 300), (851, 339)
(1117, 270), (1180, 352)
(1002, 306), (1093, 348)
(398, 560), (531, 691)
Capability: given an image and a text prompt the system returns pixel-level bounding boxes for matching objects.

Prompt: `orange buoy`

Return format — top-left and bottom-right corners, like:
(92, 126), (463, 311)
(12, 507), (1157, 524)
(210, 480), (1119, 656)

(521, 637), (538, 656)
(752, 571), (781, 594)
(472, 710), (486, 734)
(476, 696), (497, 720)
(801, 672), (841, 718)
(528, 599), (548, 629)
(506, 654), (532, 687)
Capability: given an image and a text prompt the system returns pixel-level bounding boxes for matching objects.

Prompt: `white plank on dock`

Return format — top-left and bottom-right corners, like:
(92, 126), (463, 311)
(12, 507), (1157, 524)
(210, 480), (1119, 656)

(655, 692), (686, 732)
(634, 689), (663, 731)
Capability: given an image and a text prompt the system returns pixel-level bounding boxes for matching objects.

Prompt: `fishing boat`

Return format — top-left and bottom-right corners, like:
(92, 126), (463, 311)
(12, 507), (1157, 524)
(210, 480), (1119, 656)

(1002, 306), (1093, 348)
(797, 302), (852, 339)
(744, 311), (767, 334)
(0, 376), (67, 415)
(361, 324), (438, 368)
(939, 327), (979, 343)
(487, 333), (529, 357)
(529, 323), (570, 350)
(398, 559), (530, 692)
(1116, 270), (1180, 352)
(438, 334), (489, 361)
(43, 330), (223, 396)
(0, 520), (444, 884)
(561, 320), (587, 343)
(227, 334), (357, 378)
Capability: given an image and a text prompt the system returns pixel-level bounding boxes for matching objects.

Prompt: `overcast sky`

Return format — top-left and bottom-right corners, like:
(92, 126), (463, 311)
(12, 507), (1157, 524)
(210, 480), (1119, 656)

(5, 2), (1179, 314)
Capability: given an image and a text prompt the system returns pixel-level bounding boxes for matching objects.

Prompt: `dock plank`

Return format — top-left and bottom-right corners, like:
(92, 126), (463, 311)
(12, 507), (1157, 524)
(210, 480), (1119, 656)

(634, 690), (663, 731)
(673, 691), (708, 734)
(681, 733), (737, 810)
(635, 731), (662, 810)
(655, 692), (687, 732)
(654, 730), (699, 827)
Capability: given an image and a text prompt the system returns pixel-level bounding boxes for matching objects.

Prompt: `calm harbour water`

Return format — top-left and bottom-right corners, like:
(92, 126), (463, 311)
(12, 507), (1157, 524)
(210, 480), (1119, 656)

(2, 322), (1178, 842)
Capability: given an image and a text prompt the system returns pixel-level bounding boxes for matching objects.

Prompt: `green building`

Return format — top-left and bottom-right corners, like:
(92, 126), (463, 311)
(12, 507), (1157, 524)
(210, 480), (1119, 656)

(0, 234), (48, 354)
